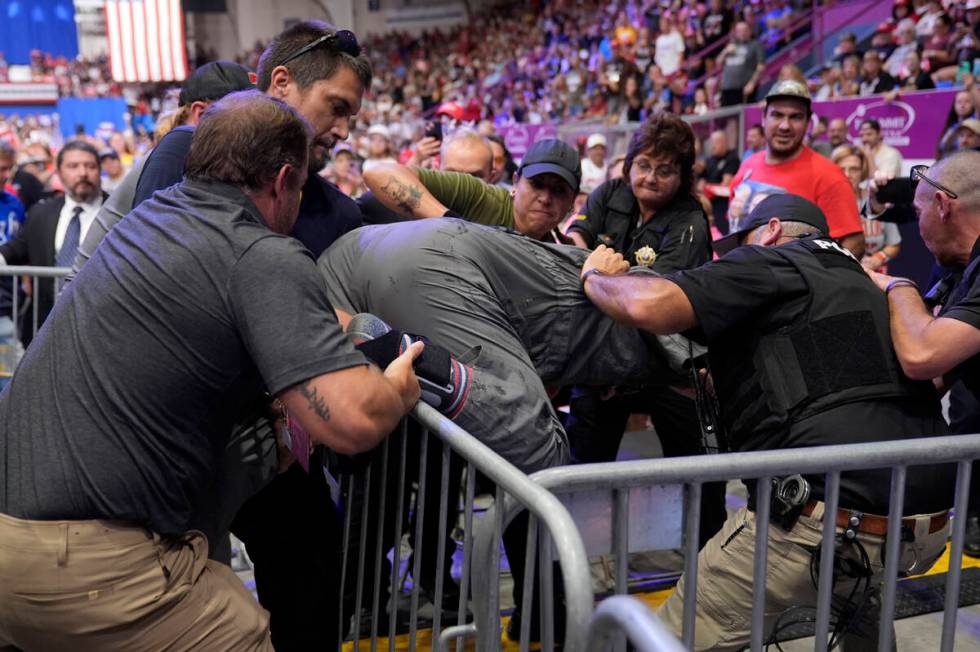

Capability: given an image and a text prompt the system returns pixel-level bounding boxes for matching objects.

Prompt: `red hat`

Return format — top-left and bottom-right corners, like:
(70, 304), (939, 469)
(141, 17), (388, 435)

(435, 101), (465, 121)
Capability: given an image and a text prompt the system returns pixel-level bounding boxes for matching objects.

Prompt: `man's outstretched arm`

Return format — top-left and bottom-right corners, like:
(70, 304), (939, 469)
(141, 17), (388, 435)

(581, 245), (699, 335)
(363, 162), (448, 219)
(868, 270), (980, 380)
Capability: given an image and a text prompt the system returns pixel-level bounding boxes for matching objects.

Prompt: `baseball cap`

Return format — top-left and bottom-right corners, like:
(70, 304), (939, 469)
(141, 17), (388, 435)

(98, 147), (120, 160)
(958, 118), (980, 135)
(178, 61), (255, 106)
(714, 193), (828, 256)
(367, 124), (390, 139)
(518, 138), (581, 193)
(586, 133), (607, 150)
(765, 79), (811, 109)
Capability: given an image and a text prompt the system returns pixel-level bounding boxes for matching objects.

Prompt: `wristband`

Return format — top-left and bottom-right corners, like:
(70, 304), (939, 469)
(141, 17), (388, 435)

(875, 250), (889, 263)
(884, 278), (917, 295)
(581, 268), (604, 285)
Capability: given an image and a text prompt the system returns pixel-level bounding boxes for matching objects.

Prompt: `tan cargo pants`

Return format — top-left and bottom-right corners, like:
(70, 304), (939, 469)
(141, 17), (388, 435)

(0, 513), (273, 651)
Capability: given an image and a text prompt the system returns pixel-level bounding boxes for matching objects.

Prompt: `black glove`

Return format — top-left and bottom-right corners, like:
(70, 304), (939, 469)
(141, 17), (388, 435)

(348, 313), (472, 418)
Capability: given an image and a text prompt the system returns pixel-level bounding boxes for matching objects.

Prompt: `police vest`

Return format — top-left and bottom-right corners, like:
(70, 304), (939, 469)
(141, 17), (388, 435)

(711, 237), (936, 451)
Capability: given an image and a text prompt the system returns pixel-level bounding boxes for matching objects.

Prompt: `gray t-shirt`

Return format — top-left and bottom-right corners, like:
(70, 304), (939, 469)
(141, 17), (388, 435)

(721, 40), (765, 91)
(318, 219), (677, 473)
(0, 179), (365, 534)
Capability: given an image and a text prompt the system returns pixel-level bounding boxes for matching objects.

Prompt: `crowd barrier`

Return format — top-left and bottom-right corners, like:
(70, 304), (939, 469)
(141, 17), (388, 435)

(337, 401), (593, 652)
(585, 596), (685, 652)
(0, 265), (71, 379)
(529, 434), (980, 652)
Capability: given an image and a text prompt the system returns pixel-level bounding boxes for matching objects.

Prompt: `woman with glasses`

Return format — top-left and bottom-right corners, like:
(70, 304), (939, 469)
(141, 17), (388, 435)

(832, 144), (902, 273)
(564, 113), (725, 545)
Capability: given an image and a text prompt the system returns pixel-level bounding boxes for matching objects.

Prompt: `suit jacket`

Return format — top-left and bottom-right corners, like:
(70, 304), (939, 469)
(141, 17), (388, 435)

(0, 193), (106, 345)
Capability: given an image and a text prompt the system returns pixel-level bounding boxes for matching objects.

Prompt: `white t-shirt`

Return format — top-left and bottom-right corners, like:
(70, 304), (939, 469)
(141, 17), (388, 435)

(872, 143), (903, 178)
(580, 158), (608, 194)
(655, 30), (685, 77)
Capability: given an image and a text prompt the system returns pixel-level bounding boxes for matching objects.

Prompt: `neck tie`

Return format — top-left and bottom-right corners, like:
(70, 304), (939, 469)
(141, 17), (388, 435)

(55, 206), (83, 268)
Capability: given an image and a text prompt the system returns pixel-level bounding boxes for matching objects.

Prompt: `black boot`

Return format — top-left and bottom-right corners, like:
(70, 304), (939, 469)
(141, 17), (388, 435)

(965, 515), (980, 558)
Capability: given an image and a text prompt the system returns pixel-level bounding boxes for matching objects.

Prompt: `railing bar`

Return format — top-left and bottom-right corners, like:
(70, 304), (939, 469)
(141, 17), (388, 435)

(519, 515), (538, 652)
(682, 482), (702, 648)
(878, 465), (907, 650)
(813, 470), (840, 652)
(612, 488), (629, 652)
(432, 440), (452, 644)
(750, 476), (772, 652)
(389, 422), (409, 652)
(488, 485), (505, 648)
(369, 438), (391, 649)
(941, 459), (973, 652)
(353, 464), (373, 650)
(340, 473), (355, 650)
(540, 527), (555, 652)
(408, 428), (429, 652)
(456, 461), (476, 652)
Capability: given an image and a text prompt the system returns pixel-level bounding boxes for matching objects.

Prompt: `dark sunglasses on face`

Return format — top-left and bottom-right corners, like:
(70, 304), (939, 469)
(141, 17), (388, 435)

(279, 29), (361, 67)
(910, 164), (958, 199)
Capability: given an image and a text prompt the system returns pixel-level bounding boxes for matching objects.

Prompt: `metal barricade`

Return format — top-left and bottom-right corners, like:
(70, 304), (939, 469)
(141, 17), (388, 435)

(0, 265), (71, 380)
(586, 596), (685, 652)
(337, 401), (592, 652)
(527, 434), (980, 652)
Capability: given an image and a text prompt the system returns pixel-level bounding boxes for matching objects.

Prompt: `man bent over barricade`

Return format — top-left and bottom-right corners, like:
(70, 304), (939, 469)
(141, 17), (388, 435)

(318, 217), (700, 641)
(581, 193), (954, 650)
(0, 91), (422, 651)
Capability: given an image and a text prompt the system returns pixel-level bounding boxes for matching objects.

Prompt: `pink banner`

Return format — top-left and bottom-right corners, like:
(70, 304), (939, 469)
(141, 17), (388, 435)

(497, 123), (559, 161)
(744, 88), (958, 160)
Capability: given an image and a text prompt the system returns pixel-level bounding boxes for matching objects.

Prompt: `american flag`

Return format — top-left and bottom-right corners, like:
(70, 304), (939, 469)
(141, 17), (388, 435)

(104, 0), (189, 83)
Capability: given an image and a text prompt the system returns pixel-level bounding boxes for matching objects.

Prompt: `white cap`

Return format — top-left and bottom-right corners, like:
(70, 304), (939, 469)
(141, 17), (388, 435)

(367, 124), (390, 139)
(586, 133), (607, 150)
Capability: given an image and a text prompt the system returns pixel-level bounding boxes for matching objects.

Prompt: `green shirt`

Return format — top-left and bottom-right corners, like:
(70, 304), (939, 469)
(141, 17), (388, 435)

(417, 168), (515, 229)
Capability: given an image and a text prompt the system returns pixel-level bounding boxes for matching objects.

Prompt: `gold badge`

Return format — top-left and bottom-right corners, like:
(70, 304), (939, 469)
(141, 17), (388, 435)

(634, 245), (657, 267)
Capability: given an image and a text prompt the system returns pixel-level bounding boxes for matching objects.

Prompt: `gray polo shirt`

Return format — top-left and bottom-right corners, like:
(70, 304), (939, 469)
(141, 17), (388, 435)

(0, 179), (365, 534)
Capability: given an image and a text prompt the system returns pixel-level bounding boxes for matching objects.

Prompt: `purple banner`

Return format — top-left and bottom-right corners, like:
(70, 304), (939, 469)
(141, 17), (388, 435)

(497, 123), (559, 161)
(744, 89), (958, 160)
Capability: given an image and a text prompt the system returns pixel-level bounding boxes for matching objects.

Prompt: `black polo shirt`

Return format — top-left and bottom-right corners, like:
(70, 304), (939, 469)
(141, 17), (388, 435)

(940, 236), (980, 434)
(567, 177), (712, 273)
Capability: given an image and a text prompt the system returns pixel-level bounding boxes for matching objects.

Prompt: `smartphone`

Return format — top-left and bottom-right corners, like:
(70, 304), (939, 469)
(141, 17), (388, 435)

(875, 177), (914, 205)
(424, 120), (443, 141)
(958, 60), (971, 83)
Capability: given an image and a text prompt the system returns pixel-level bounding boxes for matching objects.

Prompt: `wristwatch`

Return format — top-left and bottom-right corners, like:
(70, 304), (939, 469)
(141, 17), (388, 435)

(580, 268), (605, 285)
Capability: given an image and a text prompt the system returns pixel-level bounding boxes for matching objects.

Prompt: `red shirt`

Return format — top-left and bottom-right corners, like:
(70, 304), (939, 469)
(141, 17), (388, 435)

(728, 147), (862, 239)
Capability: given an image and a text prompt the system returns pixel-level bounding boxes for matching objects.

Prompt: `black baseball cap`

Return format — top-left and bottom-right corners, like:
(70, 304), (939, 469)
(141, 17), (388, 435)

(178, 61), (255, 106)
(518, 138), (581, 193)
(714, 193), (829, 256)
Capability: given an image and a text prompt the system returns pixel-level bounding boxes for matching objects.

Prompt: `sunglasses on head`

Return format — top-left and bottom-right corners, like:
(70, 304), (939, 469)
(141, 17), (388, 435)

(280, 29), (361, 67)
(910, 164), (958, 199)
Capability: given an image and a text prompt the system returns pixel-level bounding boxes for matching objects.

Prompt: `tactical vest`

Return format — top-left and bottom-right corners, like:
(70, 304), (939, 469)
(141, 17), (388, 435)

(710, 237), (936, 452)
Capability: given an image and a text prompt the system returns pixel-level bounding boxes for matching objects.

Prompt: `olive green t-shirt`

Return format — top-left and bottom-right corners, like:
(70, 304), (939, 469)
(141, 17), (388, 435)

(418, 168), (515, 229)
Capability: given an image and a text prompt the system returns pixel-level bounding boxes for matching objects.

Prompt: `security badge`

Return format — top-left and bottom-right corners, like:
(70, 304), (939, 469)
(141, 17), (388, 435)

(634, 245), (657, 267)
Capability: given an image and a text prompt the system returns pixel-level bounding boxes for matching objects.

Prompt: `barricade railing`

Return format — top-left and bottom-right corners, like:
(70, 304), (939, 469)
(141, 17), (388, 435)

(528, 434), (980, 652)
(337, 401), (592, 652)
(0, 265), (71, 379)
(586, 596), (685, 652)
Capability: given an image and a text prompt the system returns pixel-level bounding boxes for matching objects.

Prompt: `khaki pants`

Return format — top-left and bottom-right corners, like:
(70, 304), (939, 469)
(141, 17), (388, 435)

(658, 505), (949, 651)
(0, 513), (273, 651)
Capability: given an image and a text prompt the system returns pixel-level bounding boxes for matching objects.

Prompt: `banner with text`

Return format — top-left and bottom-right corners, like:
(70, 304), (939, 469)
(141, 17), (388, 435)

(497, 123), (560, 162)
(744, 89), (958, 160)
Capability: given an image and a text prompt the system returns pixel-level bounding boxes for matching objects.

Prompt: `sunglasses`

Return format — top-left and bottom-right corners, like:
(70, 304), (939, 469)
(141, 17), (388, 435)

(279, 29), (361, 67)
(911, 164), (958, 199)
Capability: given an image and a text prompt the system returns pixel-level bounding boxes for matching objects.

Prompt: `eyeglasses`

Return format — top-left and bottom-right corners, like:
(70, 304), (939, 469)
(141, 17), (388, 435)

(911, 164), (958, 199)
(632, 159), (680, 180)
(279, 30), (361, 68)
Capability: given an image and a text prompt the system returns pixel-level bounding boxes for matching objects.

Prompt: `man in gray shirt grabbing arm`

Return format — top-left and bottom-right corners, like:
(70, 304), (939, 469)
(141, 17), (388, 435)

(0, 91), (422, 651)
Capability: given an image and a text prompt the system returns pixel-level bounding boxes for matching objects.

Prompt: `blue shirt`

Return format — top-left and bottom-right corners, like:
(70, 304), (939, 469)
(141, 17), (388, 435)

(0, 191), (26, 314)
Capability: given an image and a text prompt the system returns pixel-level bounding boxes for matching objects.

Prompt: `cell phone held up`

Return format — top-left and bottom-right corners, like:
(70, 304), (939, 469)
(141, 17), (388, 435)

(875, 177), (914, 206)
(424, 120), (443, 141)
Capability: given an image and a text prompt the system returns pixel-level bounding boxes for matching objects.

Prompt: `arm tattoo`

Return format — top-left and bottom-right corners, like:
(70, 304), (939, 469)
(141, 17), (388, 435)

(380, 176), (424, 215)
(299, 382), (331, 422)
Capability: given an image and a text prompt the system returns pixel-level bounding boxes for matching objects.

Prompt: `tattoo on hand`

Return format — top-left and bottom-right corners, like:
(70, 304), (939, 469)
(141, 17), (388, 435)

(380, 176), (423, 215)
(299, 382), (331, 422)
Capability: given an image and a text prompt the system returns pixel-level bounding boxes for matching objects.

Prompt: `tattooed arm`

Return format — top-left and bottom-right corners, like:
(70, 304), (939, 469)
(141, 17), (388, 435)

(278, 342), (424, 454)
(363, 162), (450, 219)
